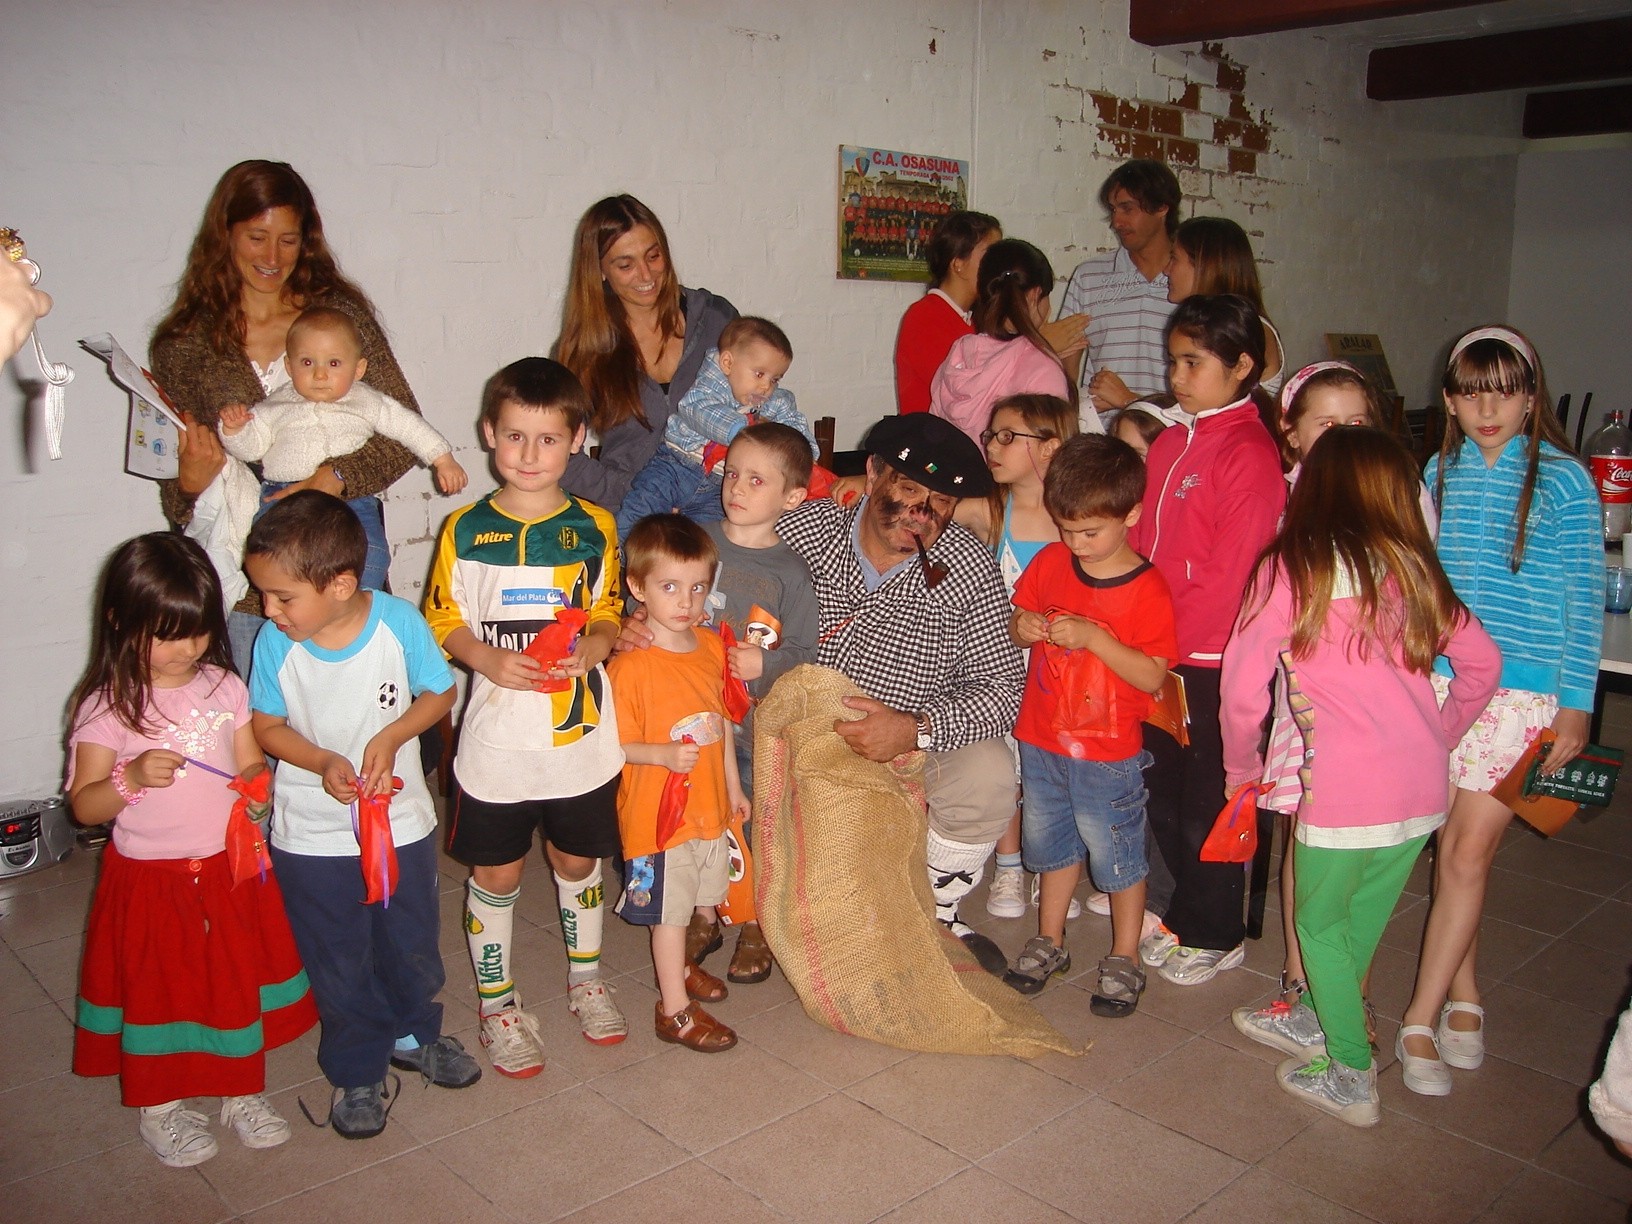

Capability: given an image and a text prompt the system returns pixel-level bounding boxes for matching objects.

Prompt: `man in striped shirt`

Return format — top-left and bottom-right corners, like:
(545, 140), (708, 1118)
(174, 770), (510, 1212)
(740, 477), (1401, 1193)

(1059, 159), (1181, 416)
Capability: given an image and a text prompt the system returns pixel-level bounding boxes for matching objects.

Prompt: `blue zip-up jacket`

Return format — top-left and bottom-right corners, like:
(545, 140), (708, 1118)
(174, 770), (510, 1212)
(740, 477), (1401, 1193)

(664, 349), (815, 467)
(1427, 435), (1601, 711)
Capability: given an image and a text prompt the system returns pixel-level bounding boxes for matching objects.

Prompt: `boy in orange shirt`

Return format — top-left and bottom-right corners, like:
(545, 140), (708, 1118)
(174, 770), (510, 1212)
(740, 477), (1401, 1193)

(607, 515), (750, 1052)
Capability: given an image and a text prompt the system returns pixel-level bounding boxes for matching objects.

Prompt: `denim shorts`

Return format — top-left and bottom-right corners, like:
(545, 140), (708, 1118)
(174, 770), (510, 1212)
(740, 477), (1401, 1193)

(1019, 742), (1152, 893)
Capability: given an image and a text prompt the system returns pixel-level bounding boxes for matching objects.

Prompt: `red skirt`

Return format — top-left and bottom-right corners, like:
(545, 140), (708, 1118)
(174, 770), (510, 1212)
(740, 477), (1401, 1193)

(73, 844), (318, 1106)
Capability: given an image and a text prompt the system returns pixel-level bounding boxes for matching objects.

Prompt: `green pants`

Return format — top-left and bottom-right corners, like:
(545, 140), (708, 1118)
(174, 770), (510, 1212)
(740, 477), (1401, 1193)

(1294, 834), (1429, 1071)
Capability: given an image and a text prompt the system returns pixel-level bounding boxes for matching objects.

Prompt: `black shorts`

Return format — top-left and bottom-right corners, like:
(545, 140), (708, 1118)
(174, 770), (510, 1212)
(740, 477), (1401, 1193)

(446, 771), (622, 866)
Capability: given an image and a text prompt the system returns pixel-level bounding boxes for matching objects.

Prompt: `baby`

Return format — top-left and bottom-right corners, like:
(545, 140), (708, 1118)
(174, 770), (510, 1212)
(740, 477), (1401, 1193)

(220, 307), (466, 590)
(613, 316), (816, 538)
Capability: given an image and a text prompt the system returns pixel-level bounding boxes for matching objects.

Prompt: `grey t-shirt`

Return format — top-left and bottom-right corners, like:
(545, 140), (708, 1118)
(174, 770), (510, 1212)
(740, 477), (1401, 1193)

(702, 520), (819, 703)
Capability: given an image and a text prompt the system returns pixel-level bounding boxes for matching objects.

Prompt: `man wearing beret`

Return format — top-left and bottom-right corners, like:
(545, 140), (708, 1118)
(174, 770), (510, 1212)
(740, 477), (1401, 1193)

(777, 413), (1024, 973)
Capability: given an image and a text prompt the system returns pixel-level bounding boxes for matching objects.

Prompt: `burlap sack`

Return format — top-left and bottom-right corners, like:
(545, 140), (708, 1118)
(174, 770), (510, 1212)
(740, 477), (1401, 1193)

(754, 664), (1084, 1058)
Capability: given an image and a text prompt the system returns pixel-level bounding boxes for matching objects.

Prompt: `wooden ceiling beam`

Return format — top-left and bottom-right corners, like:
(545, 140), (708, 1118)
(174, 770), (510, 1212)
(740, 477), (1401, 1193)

(1129, 0), (1485, 47)
(1368, 17), (1632, 101)
(1524, 85), (1632, 139)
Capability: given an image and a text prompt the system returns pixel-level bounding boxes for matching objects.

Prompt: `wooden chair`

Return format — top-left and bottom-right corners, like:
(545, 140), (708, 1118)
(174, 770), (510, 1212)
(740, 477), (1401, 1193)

(814, 416), (835, 468)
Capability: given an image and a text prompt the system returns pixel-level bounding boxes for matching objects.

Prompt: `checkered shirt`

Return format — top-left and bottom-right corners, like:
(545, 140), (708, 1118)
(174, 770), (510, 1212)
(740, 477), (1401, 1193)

(776, 498), (1023, 751)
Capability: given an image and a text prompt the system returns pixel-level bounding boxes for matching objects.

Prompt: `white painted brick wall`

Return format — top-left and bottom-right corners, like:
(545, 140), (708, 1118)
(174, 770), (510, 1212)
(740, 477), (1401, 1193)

(0, 0), (1523, 800)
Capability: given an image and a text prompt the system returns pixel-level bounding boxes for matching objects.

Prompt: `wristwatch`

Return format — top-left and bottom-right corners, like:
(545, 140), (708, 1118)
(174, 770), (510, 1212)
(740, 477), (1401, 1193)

(914, 711), (933, 751)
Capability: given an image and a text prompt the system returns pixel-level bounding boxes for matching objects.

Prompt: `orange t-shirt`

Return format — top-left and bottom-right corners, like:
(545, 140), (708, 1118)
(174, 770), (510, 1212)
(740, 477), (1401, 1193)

(606, 628), (730, 856)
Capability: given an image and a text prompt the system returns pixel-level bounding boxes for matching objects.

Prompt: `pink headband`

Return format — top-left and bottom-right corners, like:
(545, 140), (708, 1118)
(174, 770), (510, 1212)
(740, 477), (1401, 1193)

(1449, 326), (1536, 373)
(1280, 361), (1361, 419)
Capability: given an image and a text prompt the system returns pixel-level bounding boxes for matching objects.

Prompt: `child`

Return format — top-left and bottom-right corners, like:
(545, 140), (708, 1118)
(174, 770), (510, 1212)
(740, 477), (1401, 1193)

(220, 307), (468, 590)
(608, 515), (751, 1052)
(1398, 325), (1601, 1095)
(424, 357), (628, 1078)
(67, 533), (317, 1167)
(1127, 294), (1286, 986)
(1261, 362), (1392, 1009)
(1221, 427), (1500, 1126)
(245, 491), (474, 1139)
(685, 421), (819, 983)
(954, 393), (1079, 920)
(1111, 404), (1169, 458)
(930, 239), (1098, 446)
(1002, 434), (1177, 1015)
(614, 316), (817, 538)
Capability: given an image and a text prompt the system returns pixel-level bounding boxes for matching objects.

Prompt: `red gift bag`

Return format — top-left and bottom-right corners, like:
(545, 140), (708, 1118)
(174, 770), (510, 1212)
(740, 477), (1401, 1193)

(1200, 782), (1269, 863)
(523, 607), (588, 692)
(225, 769), (273, 887)
(352, 777), (403, 906)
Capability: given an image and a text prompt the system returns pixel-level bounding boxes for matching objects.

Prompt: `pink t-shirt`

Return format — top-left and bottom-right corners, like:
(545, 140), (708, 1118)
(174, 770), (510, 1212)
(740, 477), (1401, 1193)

(68, 665), (249, 860)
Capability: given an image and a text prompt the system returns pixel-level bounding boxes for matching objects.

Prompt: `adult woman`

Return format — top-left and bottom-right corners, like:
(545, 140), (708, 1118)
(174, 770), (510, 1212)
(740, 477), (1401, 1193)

(151, 160), (424, 667)
(1165, 217), (1285, 396)
(893, 210), (1000, 414)
(555, 195), (736, 512)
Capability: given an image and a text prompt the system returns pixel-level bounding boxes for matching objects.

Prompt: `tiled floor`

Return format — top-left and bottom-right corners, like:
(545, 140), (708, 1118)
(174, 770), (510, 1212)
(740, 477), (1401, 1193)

(4, 707), (1632, 1222)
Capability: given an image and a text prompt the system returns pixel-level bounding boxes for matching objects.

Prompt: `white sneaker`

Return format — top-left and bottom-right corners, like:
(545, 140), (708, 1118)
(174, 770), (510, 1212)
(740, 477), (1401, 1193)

(1139, 920), (1179, 968)
(480, 1003), (547, 1078)
(568, 979), (629, 1046)
(1085, 891), (1112, 916)
(1028, 874), (1083, 920)
(139, 1102), (219, 1168)
(219, 1093), (291, 1149)
(1157, 943), (1245, 986)
(985, 865), (1027, 918)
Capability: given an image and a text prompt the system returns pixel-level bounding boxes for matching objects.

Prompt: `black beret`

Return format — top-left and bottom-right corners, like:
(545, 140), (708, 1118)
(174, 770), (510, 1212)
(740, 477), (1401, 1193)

(862, 414), (994, 497)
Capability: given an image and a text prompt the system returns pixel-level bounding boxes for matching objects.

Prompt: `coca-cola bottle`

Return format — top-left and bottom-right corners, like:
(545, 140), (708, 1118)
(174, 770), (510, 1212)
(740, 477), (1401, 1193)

(1588, 409), (1632, 544)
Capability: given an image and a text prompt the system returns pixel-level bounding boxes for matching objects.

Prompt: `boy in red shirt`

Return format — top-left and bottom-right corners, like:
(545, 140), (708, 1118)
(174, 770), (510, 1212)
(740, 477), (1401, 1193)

(1004, 434), (1177, 1018)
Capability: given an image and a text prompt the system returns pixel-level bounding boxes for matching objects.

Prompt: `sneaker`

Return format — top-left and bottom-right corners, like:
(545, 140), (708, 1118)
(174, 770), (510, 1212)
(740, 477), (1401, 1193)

(1029, 874), (1082, 920)
(1085, 891), (1112, 916)
(391, 1034), (482, 1088)
(479, 1004), (547, 1079)
(139, 1102), (219, 1168)
(568, 979), (629, 1046)
(219, 1093), (291, 1149)
(1232, 999), (1326, 1057)
(1138, 920), (1179, 968)
(1157, 943), (1245, 986)
(1276, 1054), (1380, 1127)
(329, 1082), (391, 1140)
(1002, 935), (1071, 996)
(985, 865), (1027, 918)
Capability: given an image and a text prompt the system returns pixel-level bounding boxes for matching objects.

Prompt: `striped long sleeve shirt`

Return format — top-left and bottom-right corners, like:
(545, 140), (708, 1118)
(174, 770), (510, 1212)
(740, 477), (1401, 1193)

(1427, 436), (1602, 711)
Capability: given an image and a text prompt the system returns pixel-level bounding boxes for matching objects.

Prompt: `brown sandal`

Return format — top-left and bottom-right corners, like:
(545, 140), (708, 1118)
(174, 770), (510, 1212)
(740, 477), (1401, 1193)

(727, 921), (774, 984)
(685, 912), (723, 965)
(683, 959), (729, 1002)
(655, 1001), (737, 1052)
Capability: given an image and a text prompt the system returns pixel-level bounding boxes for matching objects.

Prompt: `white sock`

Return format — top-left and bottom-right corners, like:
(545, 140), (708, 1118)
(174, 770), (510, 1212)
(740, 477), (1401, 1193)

(466, 880), (519, 1016)
(556, 862), (605, 987)
(926, 831), (996, 930)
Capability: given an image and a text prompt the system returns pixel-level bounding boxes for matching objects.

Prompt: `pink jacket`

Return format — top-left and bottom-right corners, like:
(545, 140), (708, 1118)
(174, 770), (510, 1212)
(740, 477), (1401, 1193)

(1128, 399), (1285, 668)
(928, 333), (1069, 446)
(1220, 570), (1502, 829)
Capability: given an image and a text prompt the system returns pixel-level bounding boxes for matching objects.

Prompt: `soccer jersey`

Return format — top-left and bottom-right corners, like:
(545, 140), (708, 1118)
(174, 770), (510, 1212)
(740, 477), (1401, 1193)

(251, 592), (453, 856)
(424, 492), (624, 803)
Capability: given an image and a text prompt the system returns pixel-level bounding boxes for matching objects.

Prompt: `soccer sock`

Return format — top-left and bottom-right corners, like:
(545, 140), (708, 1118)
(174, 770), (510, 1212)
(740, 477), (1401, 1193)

(556, 861), (605, 987)
(465, 880), (518, 1017)
(996, 851), (1023, 871)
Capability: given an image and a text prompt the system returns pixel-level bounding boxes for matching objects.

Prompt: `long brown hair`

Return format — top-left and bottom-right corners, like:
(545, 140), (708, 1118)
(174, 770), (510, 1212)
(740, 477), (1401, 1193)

(69, 534), (235, 737)
(555, 195), (684, 435)
(152, 160), (369, 356)
(1244, 427), (1465, 674)
(1433, 325), (1571, 572)
(1173, 217), (1266, 314)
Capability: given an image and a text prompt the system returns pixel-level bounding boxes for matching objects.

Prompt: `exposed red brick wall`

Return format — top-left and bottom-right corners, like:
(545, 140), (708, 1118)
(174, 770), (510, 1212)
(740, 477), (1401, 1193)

(1087, 43), (1274, 202)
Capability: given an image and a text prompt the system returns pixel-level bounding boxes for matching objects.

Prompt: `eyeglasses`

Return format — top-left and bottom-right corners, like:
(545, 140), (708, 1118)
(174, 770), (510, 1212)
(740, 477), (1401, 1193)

(980, 428), (1048, 446)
